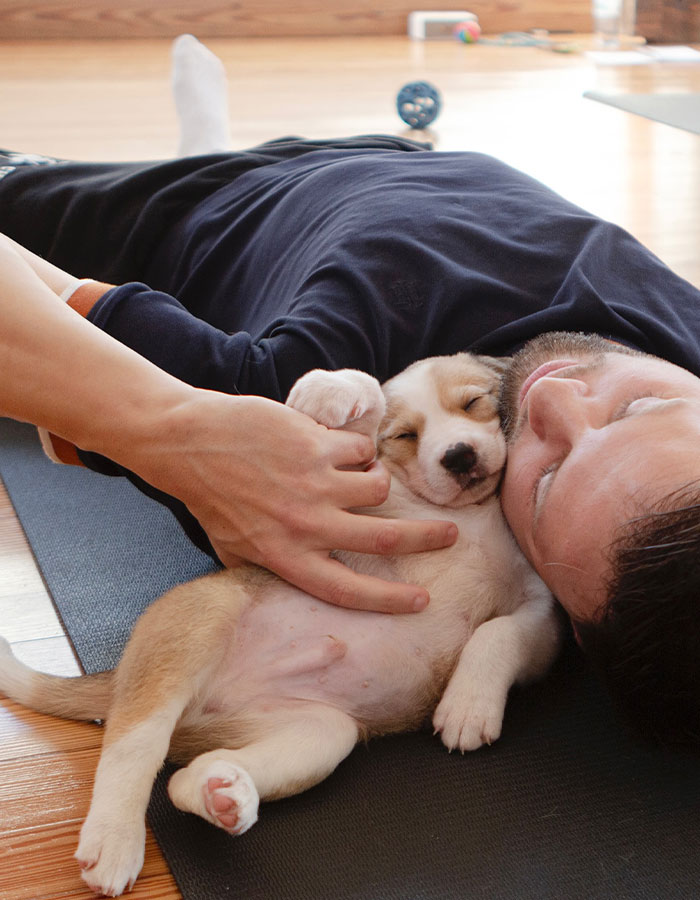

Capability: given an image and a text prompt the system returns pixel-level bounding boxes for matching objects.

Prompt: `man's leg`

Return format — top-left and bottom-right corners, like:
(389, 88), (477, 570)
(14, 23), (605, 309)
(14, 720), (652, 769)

(0, 28), (426, 285)
(0, 154), (217, 282)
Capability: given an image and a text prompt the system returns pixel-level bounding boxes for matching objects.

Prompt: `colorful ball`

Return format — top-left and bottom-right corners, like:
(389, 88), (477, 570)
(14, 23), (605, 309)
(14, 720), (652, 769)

(454, 20), (481, 43)
(396, 81), (442, 130)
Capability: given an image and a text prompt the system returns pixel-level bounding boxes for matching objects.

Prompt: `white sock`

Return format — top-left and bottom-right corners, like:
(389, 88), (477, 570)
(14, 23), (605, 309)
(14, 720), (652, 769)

(171, 34), (233, 157)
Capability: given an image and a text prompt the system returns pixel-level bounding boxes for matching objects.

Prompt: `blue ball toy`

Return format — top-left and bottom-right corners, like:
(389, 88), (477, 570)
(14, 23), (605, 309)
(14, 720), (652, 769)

(396, 81), (442, 129)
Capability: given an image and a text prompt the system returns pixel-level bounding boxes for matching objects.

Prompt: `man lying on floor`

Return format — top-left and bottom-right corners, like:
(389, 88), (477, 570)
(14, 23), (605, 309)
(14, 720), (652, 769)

(1, 35), (699, 748)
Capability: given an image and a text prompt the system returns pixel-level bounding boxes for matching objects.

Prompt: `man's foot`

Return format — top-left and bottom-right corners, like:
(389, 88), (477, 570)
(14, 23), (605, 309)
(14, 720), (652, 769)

(171, 34), (233, 157)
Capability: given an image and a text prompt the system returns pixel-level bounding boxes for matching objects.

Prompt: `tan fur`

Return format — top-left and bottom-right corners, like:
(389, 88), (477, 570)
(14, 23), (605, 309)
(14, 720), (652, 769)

(435, 365), (499, 423)
(0, 353), (561, 897)
(0, 640), (113, 721)
(103, 570), (252, 742)
(378, 396), (424, 471)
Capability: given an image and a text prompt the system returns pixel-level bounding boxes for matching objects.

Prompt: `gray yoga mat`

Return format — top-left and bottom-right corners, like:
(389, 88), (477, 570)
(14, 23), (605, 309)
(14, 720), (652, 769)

(584, 91), (700, 135)
(2, 416), (700, 900)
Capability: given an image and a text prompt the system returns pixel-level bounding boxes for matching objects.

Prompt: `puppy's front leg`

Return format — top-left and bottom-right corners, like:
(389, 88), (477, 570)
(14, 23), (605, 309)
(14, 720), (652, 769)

(433, 593), (561, 752)
(286, 368), (386, 441)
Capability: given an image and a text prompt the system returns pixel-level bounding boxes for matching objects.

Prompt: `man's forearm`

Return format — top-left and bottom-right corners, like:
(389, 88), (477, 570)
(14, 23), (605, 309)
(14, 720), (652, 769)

(2, 233), (78, 297)
(0, 243), (196, 467)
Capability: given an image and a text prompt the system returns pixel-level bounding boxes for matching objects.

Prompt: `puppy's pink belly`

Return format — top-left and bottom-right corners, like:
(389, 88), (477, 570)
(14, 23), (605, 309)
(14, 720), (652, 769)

(209, 584), (430, 720)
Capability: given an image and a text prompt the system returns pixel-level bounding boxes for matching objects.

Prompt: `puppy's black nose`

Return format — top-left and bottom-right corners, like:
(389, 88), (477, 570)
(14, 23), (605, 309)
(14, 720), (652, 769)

(441, 442), (477, 475)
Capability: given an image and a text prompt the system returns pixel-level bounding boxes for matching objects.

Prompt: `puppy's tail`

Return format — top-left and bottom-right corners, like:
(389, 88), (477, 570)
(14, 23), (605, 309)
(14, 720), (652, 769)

(0, 636), (113, 722)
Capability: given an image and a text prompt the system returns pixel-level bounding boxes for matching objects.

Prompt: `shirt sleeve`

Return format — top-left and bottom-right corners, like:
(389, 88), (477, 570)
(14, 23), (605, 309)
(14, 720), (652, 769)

(86, 282), (290, 399)
(39, 278), (289, 467)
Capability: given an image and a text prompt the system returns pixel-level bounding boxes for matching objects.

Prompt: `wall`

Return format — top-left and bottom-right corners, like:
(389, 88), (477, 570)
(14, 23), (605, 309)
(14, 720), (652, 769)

(0, 0), (592, 40)
(636, 0), (700, 43)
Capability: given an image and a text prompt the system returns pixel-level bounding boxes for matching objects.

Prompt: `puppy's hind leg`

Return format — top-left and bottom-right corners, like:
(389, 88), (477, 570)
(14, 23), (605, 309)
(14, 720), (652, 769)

(76, 571), (248, 896)
(76, 694), (189, 896)
(168, 703), (359, 834)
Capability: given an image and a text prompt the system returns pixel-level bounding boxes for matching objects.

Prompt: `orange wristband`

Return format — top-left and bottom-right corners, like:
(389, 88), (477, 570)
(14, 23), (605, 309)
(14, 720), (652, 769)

(66, 280), (115, 318)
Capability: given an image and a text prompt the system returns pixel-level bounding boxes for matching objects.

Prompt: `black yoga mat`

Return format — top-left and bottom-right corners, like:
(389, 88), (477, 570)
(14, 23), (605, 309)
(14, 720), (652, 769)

(1, 416), (699, 900)
(584, 91), (700, 136)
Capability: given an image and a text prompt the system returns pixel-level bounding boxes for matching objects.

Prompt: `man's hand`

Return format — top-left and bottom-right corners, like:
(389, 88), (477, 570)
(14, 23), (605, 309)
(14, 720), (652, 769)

(139, 393), (458, 613)
(0, 242), (455, 613)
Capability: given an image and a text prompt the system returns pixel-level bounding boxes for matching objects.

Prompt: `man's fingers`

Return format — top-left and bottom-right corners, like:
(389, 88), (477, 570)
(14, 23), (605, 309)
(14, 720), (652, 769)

(325, 429), (377, 468)
(286, 556), (431, 614)
(332, 514), (458, 557)
(333, 461), (392, 509)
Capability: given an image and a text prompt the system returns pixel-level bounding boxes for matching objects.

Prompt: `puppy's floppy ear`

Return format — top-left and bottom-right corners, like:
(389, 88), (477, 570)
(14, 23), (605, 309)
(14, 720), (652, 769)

(475, 355), (511, 377)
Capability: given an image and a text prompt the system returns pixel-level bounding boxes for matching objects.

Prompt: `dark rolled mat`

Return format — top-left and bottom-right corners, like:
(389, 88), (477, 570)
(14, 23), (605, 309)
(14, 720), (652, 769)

(1, 417), (698, 900)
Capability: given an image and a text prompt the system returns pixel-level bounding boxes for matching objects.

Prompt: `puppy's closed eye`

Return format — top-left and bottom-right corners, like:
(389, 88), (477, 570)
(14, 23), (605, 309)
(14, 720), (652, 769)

(463, 395), (485, 412)
(460, 391), (499, 421)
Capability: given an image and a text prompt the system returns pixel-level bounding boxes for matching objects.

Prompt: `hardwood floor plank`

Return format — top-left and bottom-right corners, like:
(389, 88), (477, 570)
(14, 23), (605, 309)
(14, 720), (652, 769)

(0, 749), (98, 831)
(6, 635), (82, 677)
(0, 822), (177, 899)
(0, 698), (101, 762)
(0, 480), (69, 644)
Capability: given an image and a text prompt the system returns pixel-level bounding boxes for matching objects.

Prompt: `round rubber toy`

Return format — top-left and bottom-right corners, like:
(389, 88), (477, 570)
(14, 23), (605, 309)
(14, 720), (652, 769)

(396, 81), (442, 129)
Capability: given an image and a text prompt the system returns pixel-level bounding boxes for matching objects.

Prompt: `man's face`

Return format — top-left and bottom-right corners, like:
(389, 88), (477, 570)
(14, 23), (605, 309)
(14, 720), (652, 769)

(499, 333), (700, 622)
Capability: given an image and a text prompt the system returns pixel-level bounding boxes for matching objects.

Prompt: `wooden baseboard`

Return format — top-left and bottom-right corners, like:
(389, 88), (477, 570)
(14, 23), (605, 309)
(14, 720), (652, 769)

(0, 0), (592, 40)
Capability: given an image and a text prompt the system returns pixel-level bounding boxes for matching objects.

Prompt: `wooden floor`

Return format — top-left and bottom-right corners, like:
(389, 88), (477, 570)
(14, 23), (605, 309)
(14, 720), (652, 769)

(0, 34), (699, 899)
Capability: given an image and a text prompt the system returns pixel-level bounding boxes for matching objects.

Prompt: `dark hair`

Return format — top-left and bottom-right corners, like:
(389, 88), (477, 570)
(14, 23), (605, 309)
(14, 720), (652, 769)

(575, 483), (700, 749)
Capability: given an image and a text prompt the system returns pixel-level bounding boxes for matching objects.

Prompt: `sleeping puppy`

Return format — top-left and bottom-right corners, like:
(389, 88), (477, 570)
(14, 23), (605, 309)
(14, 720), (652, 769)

(0, 353), (560, 897)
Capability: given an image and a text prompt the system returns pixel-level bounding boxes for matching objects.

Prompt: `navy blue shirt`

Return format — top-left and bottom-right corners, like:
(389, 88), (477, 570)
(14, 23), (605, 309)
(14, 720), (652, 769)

(3, 137), (699, 553)
(79, 147), (700, 400)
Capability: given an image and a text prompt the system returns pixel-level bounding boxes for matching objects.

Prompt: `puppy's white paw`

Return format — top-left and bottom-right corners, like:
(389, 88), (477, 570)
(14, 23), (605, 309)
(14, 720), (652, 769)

(168, 757), (259, 835)
(433, 687), (506, 752)
(286, 369), (386, 437)
(202, 769), (259, 835)
(75, 816), (146, 897)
